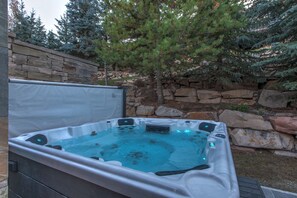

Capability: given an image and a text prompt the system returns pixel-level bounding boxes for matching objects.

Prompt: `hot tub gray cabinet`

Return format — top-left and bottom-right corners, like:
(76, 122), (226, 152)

(9, 118), (239, 198)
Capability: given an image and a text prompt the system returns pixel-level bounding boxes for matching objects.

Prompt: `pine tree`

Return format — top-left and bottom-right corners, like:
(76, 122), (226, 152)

(46, 30), (61, 50)
(10, 0), (30, 41)
(58, 0), (105, 59)
(98, 0), (245, 104)
(26, 11), (47, 46)
(247, 0), (297, 90)
(55, 14), (73, 53)
(10, 0), (47, 47)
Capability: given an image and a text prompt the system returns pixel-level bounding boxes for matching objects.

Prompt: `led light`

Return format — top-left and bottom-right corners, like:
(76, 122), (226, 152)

(176, 130), (181, 133)
(203, 157), (206, 160)
(184, 129), (191, 133)
(209, 142), (215, 148)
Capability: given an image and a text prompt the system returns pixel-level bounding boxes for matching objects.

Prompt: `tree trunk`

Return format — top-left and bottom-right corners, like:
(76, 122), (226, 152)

(155, 67), (164, 105)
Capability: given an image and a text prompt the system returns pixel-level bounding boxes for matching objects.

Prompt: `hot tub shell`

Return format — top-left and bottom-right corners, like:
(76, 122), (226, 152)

(9, 118), (239, 198)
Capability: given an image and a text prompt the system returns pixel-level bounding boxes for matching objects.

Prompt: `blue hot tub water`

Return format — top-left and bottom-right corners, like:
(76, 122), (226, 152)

(50, 126), (209, 173)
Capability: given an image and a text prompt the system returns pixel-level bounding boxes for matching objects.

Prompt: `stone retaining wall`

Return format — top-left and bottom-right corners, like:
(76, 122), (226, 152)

(129, 104), (297, 156)
(8, 33), (100, 84)
(126, 85), (297, 157)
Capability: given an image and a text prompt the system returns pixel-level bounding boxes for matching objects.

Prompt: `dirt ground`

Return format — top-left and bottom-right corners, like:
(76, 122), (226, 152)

(232, 149), (297, 193)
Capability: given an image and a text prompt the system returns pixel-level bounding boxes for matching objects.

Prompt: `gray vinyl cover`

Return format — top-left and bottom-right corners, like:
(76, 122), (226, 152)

(9, 79), (124, 137)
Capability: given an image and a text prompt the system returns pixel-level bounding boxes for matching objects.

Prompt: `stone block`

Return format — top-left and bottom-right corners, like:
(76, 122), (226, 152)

(12, 44), (46, 57)
(155, 106), (183, 117)
(126, 106), (136, 116)
(230, 128), (294, 150)
(269, 116), (297, 135)
(199, 98), (221, 104)
(46, 53), (64, 61)
(219, 110), (273, 131)
(258, 89), (288, 108)
(126, 87), (135, 97)
(136, 105), (155, 116)
(9, 69), (27, 79)
(221, 90), (254, 99)
(175, 96), (197, 103)
(27, 57), (51, 68)
(78, 68), (92, 77)
(163, 89), (174, 100)
(274, 150), (297, 158)
(23, 65), (52, 75)
(51, 75), (62, 82)
(184, 112), (218, 121)
(63, 64), (77, 74)
(197, 90), (221, 100)
(175, 88), (196, 97)
(12, 53), (27, 64)
(28, 72), (51, 81)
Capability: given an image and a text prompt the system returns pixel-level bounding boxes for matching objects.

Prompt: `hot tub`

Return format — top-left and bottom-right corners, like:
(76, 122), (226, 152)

(9, 118), (239, 198)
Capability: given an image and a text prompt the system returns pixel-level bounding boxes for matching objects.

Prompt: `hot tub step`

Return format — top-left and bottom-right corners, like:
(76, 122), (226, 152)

(238, 176), (265, 198)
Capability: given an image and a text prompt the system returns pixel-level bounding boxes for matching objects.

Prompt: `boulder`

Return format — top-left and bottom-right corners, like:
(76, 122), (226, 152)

(269, 116), (297, 135)
(184, 112), (218, 121)
(258, 90), (288, 108)
(219, 110), (273, 131)
(221, 90), (254, 99)
(196, 90), (221, 100)
(136, 105), (155, 116)
(155, 106), (183, 117)
(230, 128), (294, 150)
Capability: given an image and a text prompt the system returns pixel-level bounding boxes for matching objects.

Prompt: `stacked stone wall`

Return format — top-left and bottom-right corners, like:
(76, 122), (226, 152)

(125, 83), (297, 157)
(8, 33), (100, 84)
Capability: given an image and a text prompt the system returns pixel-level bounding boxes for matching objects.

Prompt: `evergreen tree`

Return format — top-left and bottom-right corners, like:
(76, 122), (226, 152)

(57, 0), (105, 59)
(46, 30), (61, 50)
(10, 0), (47, 47)
(247, 0), (297, 90)
(10, 0), (30, 41)
(55, 14), (73, 53)
(26, 11), (47, 46)
(98, 0), (245, 104)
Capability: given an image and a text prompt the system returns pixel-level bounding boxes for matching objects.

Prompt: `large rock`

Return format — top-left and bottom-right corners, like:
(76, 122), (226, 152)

(221, 90), (254, 99)
(136, 105), (155, 116)
(184, 112), (218, 121)
(155, 106), (183, 117)
(258, 90), (288, 108)
(230, 128), (294, 150)
(219, 110), (273, 131)
(269, 116), (297, 135)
